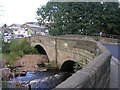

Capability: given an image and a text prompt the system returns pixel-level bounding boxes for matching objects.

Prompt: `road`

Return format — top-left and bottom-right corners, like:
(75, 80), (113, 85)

(103, 44), (120, 89)
(110, 57), (119, 88)
(103, 44), (120, 60)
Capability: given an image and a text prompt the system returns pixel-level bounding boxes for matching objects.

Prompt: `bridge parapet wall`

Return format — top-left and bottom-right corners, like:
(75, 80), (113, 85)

(59, 34), (119, 44)
(55, 42), (111, 88)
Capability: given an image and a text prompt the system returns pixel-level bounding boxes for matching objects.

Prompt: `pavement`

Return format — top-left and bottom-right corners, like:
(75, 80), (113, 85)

(110, 56), (120, 89)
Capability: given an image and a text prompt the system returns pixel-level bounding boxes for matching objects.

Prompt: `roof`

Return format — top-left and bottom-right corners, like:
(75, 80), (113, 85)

(9, 24), (21, 27)
(26, 24), (40, 28)
(2, 27), (13, 33)
(25, 22), (39, 25)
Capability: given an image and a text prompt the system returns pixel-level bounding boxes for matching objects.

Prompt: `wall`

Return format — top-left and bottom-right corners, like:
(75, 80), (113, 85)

(58, 34), (119, 44)
(55, 42), (111, 88)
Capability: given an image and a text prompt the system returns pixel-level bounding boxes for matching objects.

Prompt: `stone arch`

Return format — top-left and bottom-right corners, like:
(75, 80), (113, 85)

(34, 45), (47, 55)
(33, 43), (50, 61)
(60, 60), (82, 73)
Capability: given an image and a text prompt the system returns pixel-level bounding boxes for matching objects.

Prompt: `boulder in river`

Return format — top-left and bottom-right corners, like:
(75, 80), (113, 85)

(0, 68), (11, 80)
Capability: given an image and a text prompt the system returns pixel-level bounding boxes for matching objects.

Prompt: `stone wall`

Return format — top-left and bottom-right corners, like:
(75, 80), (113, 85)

(55, 42), (111, 88)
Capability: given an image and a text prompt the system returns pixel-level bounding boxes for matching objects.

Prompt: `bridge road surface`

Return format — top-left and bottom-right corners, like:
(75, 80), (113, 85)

(110, 57), (120, 89)
(103, 44), (120, 89)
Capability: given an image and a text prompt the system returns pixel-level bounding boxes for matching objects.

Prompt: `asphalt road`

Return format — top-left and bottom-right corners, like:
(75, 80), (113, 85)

(102, 43), (119, 89)
(103, 44), (120, 60)
(110, 57), (119, 89)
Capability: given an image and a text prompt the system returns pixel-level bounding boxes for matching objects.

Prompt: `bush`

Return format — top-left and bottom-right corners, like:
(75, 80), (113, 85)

(2, 39), (38, 55)
(20, 40), (38, 54)
(2, 42), (10, 53)
(2, 39), (38, 66)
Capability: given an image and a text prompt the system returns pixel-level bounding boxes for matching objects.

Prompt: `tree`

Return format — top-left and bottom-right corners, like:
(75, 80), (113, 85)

(36, 2), (120, 36)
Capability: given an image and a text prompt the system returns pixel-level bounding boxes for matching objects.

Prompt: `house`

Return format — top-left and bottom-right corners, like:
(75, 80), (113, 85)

(9, 24), (21, 30)
(1, 26), (12, 43)
(21, 22), (40, 35)
(9, 24), (22, 38)
(21, 22), (49, 36)
(9, 24), (29, 38)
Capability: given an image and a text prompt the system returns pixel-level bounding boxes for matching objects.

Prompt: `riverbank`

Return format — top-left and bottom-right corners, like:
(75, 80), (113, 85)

(15, 54), (49, 72)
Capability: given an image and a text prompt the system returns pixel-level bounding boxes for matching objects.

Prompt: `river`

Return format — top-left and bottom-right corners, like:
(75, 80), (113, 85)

(7, 70), (71, 89)
(103, 43), (120, 60)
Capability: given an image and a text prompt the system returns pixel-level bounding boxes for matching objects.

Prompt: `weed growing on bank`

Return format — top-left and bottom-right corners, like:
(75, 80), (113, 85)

(2, 39), (38, 66)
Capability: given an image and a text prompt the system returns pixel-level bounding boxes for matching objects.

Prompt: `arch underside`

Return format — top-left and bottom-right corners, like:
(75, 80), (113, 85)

(60, 60), (82, 73)
(34, 45), (47, 55)
(34, 44), (50, 62)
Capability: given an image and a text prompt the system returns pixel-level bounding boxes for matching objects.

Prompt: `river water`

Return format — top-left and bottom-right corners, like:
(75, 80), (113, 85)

(8, 70), (71, 89)
(103, 43), (120, 60)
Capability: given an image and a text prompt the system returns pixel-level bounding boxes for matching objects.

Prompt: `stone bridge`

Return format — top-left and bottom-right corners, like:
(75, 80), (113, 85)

(27, 35), (98, 67)
(25, 34), (111, 88)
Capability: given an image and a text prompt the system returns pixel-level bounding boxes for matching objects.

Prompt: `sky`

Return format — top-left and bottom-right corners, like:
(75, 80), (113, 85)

(0, 0), (120, 26)
(0, 0), (48, 26)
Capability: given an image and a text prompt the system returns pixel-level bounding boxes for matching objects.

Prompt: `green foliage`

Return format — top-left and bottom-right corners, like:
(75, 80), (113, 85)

(2, 81), (8, 89)
(2, 39), (38, 66)
(76, 56), (88, 67)
(37, 2), (120, 36)
(73, 63), (81, 72)
(2, 42), (10, 53)
(2, 73), (9, 89)
(3, 53), (18, 66)
(2, 39), (38, 54)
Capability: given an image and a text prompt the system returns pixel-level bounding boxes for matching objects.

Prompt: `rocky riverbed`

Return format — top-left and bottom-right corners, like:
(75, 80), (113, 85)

(15, 54), (49, 72)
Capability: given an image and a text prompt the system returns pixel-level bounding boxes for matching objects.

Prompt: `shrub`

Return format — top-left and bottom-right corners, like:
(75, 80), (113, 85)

(2, 39), (38, 66)
(2, 42), (10, 53)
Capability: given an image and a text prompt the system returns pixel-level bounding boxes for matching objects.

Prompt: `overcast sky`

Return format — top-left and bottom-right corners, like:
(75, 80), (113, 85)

(0, 0), (48, 26)
(0, 0), (120, 26)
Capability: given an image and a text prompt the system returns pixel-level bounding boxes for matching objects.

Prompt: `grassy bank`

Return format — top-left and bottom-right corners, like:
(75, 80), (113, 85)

(2, 39), (38, 66)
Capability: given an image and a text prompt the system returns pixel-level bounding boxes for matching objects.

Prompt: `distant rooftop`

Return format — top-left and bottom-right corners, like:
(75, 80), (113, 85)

(26, 24), (40, 28)
(9, 24), (21, 27)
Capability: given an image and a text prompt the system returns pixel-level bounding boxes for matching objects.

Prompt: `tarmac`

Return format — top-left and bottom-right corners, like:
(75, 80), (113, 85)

(110, 56), (120, 89)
